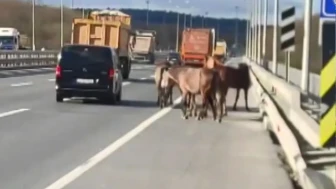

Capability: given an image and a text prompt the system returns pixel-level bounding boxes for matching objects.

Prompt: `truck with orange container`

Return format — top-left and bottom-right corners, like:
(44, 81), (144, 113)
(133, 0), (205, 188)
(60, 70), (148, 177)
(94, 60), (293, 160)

(180, 28), (216, 66)
(70, 10), (134, 79)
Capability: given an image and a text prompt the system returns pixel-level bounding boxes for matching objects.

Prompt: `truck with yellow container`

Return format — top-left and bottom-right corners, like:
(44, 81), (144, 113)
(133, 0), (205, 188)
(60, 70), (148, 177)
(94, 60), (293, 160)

(213, 40), (227, 62)
(70, 10), (134, 79)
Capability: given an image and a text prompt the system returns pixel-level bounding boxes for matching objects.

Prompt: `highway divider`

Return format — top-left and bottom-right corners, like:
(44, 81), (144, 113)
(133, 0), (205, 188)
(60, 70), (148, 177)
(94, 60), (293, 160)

(0, 50), (58, 70)
(246, 57), (335, 189)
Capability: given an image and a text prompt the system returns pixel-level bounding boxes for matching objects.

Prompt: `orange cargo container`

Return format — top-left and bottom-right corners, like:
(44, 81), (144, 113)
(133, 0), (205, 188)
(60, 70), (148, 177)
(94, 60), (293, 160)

(180, 28), (215, 65)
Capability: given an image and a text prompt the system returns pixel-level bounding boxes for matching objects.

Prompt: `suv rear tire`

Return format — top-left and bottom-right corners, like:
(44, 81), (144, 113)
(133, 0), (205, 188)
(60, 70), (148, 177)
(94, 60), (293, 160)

(56, 93), (64, 102)
(116, 86), (122, 102)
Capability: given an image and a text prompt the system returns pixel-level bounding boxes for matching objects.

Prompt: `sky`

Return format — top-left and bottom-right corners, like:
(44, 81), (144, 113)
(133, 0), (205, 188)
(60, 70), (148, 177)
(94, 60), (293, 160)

(45, 0), (322, 21)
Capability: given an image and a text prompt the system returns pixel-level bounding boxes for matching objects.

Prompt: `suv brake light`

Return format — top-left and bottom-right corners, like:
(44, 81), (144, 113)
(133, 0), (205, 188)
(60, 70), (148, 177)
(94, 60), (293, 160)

(56, 65), (61, 77)
(109, 68), (115, 78)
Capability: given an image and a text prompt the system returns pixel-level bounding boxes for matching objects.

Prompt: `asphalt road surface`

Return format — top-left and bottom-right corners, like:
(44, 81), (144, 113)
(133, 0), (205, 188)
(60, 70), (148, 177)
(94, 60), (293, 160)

(0, 58), (294, 189)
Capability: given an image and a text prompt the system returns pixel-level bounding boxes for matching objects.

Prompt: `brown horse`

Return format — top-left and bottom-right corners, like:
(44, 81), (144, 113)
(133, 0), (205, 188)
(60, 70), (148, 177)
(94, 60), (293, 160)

(154, 61), (173, 108)
(162, 66), (218, 120)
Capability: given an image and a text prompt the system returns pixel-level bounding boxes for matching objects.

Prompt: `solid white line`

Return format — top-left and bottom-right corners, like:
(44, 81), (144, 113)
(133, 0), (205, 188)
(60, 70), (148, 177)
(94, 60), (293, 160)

(140, 77), (147, 80)
(150, 75), (155, 78)
(10, 82), (33, 87)
(48, 79), (55, 82)
(44, 97), (182, 189)
(0, 108), (30, 118)
(122, 81), (131, 86)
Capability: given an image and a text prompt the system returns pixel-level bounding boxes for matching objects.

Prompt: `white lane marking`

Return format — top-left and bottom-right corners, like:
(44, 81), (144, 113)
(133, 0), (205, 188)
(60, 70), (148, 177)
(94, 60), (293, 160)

(150, 75), (155, 78)
(10, 82), (33, 87)
(0, 108), (30, 118)
(44, 97), (182, 189)
(122, 81), (131, 86)
(140, 77), (147, 80)
(48, 79), (55, 82)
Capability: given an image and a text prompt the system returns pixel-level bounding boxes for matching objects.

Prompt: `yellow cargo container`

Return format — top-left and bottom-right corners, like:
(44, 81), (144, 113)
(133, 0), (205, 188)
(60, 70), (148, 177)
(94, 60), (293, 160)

(71, 18), (131, 57)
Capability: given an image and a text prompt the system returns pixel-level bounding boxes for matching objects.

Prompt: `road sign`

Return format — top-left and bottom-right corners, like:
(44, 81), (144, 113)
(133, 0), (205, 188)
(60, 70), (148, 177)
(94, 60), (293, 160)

(320, 0), (336, 19)
(280, 7), (296, 52)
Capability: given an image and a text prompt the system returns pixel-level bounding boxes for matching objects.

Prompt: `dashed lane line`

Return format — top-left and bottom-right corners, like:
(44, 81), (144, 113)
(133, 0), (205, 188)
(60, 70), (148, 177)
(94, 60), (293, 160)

(0, 108), (30, 118)
(10, 82), (33, 87)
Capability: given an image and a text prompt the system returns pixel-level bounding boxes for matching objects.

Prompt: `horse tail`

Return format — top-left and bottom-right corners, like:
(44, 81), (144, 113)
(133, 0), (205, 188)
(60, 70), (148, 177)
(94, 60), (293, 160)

(158, 66), (166, 89)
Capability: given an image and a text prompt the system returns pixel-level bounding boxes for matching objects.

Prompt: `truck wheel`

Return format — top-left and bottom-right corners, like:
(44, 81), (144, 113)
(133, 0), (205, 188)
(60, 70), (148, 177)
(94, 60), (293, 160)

(122, 59), (130, 80)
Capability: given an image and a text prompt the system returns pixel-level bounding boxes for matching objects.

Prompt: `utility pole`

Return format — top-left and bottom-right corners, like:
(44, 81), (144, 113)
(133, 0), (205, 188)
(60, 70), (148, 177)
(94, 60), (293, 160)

(235, 6), (239, 47)
(61, 0), (64, 47)
(146, 0), (149, 27)
(176, 6), (180, 52)
(32, 0), (35, 51)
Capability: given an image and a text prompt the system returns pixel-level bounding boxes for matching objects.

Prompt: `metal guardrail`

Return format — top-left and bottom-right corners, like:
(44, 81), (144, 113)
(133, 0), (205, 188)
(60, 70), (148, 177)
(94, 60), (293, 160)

(246, 57), (335, 189)
(0, 50), (58, 70)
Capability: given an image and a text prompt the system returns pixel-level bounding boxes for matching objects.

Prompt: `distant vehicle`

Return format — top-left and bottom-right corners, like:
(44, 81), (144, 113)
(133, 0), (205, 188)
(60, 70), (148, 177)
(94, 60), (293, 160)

(0, 27), (31, 50)
(130, 30), (157, 64)
(166, 52), (182, 65)
(180, 28), (216, 66)
(214, 40), (227, 62)
(55, 44), (123, 104)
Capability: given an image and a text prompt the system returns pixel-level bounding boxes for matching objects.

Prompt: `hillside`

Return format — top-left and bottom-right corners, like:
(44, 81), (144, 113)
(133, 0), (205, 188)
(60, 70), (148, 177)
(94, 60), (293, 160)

(0, 0), (247, 50)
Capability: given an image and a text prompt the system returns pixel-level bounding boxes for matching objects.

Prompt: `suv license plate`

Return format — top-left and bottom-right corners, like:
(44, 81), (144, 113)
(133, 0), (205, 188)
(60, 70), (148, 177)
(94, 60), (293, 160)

(76, 79), (94, 84)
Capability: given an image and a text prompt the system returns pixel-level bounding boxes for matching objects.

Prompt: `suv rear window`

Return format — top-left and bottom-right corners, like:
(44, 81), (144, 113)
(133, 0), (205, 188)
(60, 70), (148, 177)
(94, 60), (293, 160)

(60, 45), (112, 66)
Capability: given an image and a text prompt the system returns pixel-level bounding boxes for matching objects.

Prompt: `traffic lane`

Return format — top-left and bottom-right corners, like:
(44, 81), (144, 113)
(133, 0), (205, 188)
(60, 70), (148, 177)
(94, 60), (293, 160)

(0, 68), (156, 111)
(0, 76), (180, 189)
(0, 66), (156, 90)
(64, 88), (294, 189)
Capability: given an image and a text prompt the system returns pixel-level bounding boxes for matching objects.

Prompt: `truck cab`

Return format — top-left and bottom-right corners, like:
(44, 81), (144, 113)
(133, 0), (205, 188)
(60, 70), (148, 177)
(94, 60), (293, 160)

(0, 27), (20, 50)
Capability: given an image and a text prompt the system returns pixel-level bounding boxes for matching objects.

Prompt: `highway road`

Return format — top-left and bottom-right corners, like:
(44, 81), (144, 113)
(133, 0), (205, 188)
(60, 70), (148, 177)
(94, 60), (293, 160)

(0, 58), (295, 189)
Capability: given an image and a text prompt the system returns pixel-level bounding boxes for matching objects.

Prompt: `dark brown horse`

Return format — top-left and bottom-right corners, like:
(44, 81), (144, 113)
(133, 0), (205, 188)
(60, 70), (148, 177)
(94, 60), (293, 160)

(204, 56), (251, 115)
(162, 66), (218, 121)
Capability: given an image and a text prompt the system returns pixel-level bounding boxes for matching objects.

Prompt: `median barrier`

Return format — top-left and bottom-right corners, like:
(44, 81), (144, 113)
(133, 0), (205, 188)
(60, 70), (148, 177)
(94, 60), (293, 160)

(0, 50), (58, 70)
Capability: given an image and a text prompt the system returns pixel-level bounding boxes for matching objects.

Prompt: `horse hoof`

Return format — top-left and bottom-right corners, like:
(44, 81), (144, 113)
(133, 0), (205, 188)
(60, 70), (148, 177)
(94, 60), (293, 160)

(246, 108), (250, 112)
(217, 119), (222, 123)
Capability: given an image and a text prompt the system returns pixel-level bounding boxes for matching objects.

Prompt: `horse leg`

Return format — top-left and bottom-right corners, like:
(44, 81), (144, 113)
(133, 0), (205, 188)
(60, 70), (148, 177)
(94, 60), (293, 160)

(216, 92), (223, 123)
(198, 91), (209, 121)
(192, 94), (198, 118)
(223, 86), (229, 116)
(207, 93), (217, 121)
(233, 88), (240, 111)
(169, 86), (173, 105)
(156, 88), (160, 106)
(181, 91), (189, 119)
(244, 88), (250, 111)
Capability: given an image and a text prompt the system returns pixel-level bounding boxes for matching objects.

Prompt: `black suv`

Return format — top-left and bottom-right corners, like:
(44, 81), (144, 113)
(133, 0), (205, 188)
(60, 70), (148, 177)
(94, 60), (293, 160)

(166, 52), (181, 65)
(55, 44), (123, 104)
